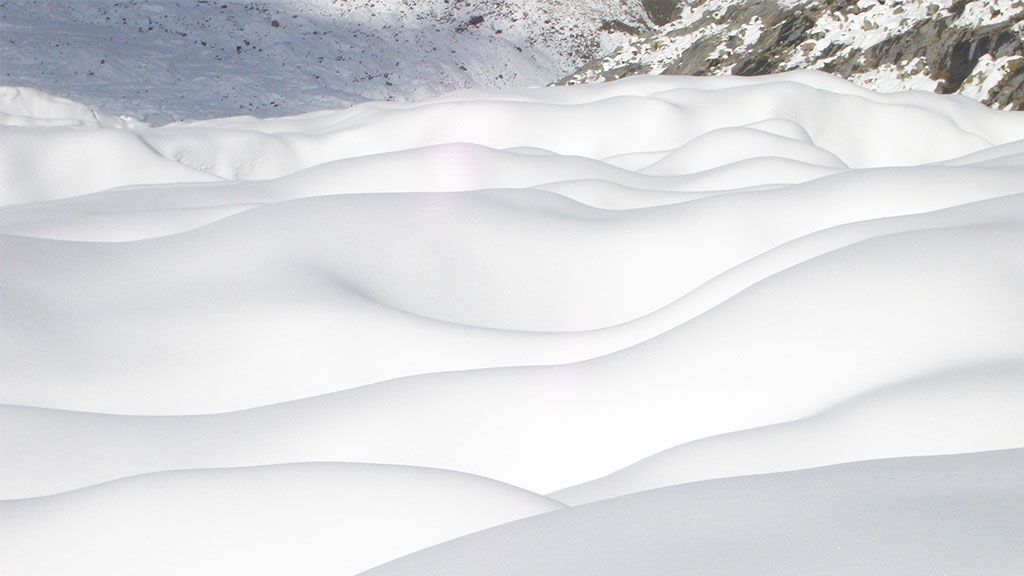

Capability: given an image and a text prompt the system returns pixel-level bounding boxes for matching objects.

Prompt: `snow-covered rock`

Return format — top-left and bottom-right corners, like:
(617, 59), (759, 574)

(563, 0), (1024, 110)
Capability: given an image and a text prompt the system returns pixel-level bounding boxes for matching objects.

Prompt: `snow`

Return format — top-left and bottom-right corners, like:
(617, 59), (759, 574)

(0, 0), (652, 123)
(847, 57), (940, 94)
(707, 16), (764, 62)
(0, 463), (563, 576)
(2, 71), (1023, 573)
(785, 1), (961, 67)
(959, 53), (1024, 101)
(957, 0), (1024, 26)
(553, 362), (1024, 504)
(571, 1), (738, 79)
(787, 0), (1024, 67)
(364, 450), (1024, 576)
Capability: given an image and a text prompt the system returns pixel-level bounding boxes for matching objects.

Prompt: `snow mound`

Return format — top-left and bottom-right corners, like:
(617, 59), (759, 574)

(0, 463), (562, 576)
(3, 71), (1019, 203)
(553, 362), (1024, 504)
(364, 450), (1024, 576)
(0, 86), (135, 127)
(639, 124), (849, 174)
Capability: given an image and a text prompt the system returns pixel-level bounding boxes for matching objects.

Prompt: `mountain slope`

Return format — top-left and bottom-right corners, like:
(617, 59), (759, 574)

(0, 0), (654, 123)
(562, 0), (1024, 110)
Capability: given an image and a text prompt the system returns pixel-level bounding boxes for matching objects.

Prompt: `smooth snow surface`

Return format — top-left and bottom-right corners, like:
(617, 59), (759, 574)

(0, 463), (562, 576)
(2, 72), (1023, 574)
(365, 450), (1024, 576)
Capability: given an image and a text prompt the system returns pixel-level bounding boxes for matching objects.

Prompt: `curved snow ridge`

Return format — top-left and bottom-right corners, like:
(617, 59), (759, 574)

(4, 192), (1023, 497)
(3, 148), (1015, 243)
(3, 172), (1021, 414)
(639, 124), (850, 174)
(937, 137), (1024, 167)
(4, 72), (1023, 205)
(0, 462), (563, 576)
(552, 361), (1024, 505)
(0, 143), (849, 242)
(0, 86), (137, 128)
(361, 450), (1024, 576)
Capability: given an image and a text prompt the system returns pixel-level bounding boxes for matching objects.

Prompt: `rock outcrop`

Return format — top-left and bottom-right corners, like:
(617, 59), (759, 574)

(562, 0), (1024, 110)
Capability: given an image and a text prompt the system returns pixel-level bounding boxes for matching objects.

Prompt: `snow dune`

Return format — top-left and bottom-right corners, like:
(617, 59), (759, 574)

(2, 71), (1018, 204)
(364, 450), (1024, 576)
(2, 71), (1023, 573)
(0, 463), (562, 576)
(4, 191), (1024, 498)
(553, 362), (1024, 504)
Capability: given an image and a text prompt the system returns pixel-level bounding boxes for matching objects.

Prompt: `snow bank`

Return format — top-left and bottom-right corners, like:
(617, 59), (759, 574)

(364, 450), (1024, 576)
(5, 190), (1024, 498)
(0, 463), (562, 576)
(3, 70), (1020, 205)
(553, 362), (1024, 504)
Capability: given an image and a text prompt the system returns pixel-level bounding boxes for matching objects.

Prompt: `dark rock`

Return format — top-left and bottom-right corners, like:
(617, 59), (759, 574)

(641, 0), (680, 25)
(559, 0), (1024, 110)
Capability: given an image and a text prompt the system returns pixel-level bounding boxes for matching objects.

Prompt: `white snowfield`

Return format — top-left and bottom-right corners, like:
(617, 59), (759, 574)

(0, 0), (653, 123)
(363, 450), (1024, 576)
(2, 71), (1023, 574)
(0, 463), (563, 576)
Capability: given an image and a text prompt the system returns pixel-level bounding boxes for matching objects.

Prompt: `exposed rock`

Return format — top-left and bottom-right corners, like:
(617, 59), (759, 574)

(561, 0), (1024, 110)
(641, 0), (682, 25)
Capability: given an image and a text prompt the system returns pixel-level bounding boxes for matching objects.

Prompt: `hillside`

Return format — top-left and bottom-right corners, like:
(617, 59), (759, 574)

(562, 0), (1024, 109)
(0, 0), (654, 123)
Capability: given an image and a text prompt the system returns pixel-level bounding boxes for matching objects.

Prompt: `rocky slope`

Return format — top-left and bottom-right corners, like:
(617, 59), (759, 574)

(562, 0), (1024, 110)
(0, 0), (655, 123)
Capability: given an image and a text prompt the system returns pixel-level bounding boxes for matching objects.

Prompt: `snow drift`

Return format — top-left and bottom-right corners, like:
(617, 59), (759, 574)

(0, 463), (561, 576)
(364, 450), (1024, 576)
(2, 71), (1022, 574)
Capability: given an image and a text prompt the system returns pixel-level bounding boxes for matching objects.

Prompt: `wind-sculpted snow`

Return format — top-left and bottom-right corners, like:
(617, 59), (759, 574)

(553, 362), (1024, 504)
(0, 463), (564, 576)
(364, 451), (1024, 576)
(2, 73), (1023, 573)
